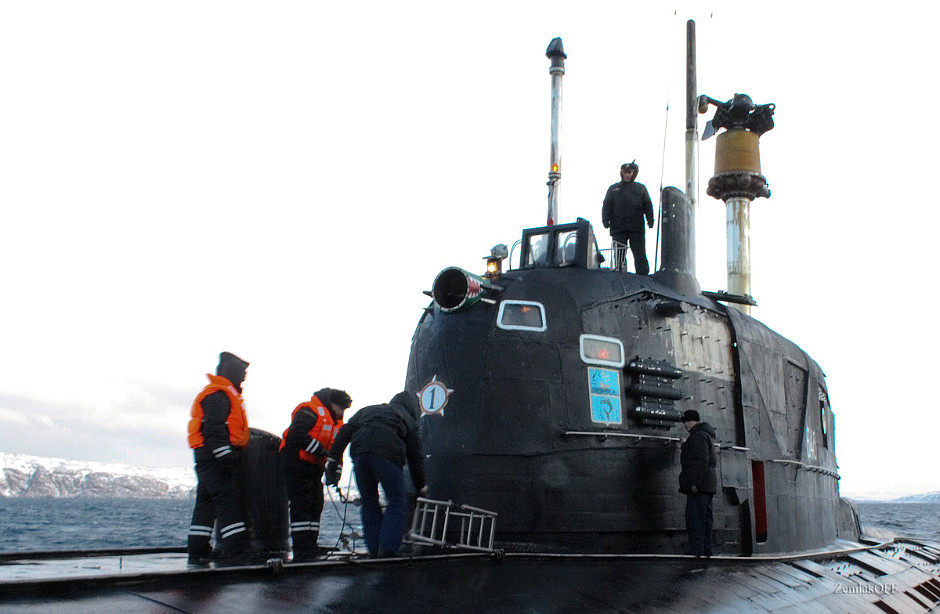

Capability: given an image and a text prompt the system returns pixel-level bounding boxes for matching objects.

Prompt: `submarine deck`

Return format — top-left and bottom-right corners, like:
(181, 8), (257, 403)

(2, 540), (940, 613)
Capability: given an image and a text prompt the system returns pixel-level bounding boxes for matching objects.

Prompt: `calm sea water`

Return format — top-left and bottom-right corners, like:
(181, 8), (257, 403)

(0, 497), (361, 553)
(0, 499), (936, 553)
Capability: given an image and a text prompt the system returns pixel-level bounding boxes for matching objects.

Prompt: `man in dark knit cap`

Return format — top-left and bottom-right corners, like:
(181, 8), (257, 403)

(279, 387), (352, 560)
(186, 351), (252, 563)
(679, 409), (718, 557)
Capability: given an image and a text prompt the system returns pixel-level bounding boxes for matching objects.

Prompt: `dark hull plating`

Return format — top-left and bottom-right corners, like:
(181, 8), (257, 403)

(407, 230), (847, 556)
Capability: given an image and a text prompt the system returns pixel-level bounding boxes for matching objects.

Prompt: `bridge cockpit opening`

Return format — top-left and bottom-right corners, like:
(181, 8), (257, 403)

(516, 218), (601, 270)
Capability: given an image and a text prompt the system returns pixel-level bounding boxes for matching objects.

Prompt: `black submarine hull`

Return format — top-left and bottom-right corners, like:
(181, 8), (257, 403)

(3, 540), (940, 613)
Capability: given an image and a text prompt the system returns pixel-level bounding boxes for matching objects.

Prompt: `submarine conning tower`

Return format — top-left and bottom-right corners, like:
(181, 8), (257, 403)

(407, 213), (853, 556)
(405, 37), (854, 558)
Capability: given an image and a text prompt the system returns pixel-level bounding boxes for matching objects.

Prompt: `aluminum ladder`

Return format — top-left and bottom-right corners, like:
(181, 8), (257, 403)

(407, 497), (498, 552)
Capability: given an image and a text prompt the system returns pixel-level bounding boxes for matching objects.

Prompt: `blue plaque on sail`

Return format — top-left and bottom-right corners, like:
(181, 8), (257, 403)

(588, 367), (621, 424)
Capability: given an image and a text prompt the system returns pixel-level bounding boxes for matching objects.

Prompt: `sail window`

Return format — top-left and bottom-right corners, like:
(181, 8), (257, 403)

(554, 230), (578, 265)
(580, 334), (625, 368)
(525, 233), (550, 267)
(497, 301), (547, 331)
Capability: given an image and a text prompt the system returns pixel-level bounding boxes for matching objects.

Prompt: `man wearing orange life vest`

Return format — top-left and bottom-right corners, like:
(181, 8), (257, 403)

(186, 351), (252, 564)
(279, 388), (352, 560)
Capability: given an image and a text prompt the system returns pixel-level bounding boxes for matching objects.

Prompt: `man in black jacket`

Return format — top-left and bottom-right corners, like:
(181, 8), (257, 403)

(602, 161), (654, 274)
(679, 409), (718, 557)
(325, 391), (427, 558)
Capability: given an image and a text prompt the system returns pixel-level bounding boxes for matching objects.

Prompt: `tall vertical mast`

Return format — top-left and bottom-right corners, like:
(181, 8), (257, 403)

(546, 38), (566, 226)
(684, 20), (698, 279)
(701, 94), (775, 314)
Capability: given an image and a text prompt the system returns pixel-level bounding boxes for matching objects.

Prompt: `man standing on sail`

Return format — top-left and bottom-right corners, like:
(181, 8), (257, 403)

(602, 161), (655, 274)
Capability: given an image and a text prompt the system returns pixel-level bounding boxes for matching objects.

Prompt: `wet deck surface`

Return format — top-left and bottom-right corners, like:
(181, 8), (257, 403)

(0, 555), (772, 614)
(2, 542), (940, 613)
(0, 550), (190, 582)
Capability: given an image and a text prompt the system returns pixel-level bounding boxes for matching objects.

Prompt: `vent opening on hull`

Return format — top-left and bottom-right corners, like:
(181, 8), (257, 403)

(753, 460), (768, 543)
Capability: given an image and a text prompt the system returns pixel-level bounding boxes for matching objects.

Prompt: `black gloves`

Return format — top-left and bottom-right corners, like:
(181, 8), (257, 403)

(324, 458), (342, 486)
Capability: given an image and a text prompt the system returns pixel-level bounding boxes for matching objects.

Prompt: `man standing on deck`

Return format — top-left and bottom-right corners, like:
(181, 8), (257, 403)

(324, 391), (428, 558)
(186, 351), (252, 564)
(679, 409), (718, 557)
(279, 387), (352, 561)
(602, 161), (655, 274)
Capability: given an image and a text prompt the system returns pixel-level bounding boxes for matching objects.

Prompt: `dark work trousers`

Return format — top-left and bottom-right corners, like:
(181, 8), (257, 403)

(353, 453), (408, 558)
(283, 464), (325, 555)
(685, 491), (714, 556)
(611, 230), (650, 275)
(188, 458), (250, 558)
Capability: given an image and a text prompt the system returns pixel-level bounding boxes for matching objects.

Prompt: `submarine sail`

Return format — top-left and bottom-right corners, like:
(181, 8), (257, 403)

(405, 33), (855, 557)
(407, 211), (853, 555)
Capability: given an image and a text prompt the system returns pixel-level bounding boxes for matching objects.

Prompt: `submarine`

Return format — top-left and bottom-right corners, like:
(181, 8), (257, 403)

(3, 25), (940, 614)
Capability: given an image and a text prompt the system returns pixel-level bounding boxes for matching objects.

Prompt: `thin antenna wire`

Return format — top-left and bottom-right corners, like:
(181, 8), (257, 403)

(659, 102), (671, 189)
(655, 99), (669, 272)
(654, 9), (679, 272)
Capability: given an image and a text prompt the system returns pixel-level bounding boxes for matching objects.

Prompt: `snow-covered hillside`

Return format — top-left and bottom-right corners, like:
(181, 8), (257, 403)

(0, 452), (195, 498)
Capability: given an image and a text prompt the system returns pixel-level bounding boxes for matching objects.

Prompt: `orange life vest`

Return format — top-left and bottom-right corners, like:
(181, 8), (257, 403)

(279, 397), (342, 466)
(187, 374), (250, 449)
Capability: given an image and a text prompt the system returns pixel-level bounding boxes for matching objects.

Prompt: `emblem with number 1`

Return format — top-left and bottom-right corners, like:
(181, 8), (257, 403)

(418, 377), (453, 416)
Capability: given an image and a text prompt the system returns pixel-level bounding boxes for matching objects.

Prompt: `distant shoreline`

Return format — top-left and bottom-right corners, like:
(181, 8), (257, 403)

(847, 495), (940, 504)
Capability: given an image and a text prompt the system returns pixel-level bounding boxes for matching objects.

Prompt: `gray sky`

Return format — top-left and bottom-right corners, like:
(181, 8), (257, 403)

(1, 1), (937, 499)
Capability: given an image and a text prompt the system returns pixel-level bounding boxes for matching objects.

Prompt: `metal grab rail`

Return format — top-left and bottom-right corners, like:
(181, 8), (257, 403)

(767, 458), (841, 479)
(600, 241), (628, 271)
(408, 497), (498, 553)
